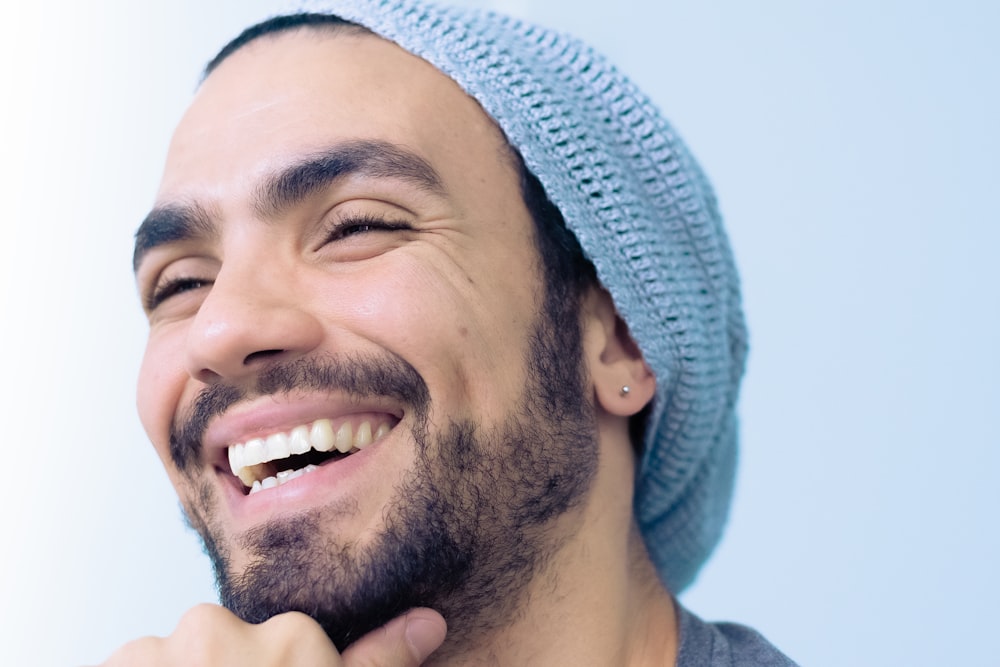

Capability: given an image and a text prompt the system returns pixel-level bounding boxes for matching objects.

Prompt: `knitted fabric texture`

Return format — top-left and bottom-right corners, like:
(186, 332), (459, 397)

(273, 0), (748, 592)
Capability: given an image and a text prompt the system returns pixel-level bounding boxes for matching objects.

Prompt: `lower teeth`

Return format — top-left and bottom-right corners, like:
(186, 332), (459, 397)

(249, 464), (319, 495)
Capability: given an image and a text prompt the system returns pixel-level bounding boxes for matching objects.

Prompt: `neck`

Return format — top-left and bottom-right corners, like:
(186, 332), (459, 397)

(426, 524), (678, 667)
(426, 422), (679, 666)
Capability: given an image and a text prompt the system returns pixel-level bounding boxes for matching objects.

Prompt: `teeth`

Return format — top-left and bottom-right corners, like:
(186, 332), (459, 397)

(289, 425), (310, 455)
(266, 433), (290, 460)
(228, 444), (244, 474)
(311, 419), (335, 452)
(334, 422), (353, 453)
(355, 421), (373, 449)
(244, 438), (266, 467)
(248, 464), (321, 495)
(237, 466), (258, 488)
(229, 418), (395, 491)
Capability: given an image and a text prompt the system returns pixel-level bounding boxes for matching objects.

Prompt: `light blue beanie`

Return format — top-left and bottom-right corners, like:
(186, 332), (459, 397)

(265, 0), (748, 592)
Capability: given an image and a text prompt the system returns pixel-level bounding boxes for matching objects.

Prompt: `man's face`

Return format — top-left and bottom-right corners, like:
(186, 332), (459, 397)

(134, 30), (598, 649)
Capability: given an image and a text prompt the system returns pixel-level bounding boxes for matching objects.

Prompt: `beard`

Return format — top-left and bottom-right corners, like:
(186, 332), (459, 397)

(170, 299), (598, 653)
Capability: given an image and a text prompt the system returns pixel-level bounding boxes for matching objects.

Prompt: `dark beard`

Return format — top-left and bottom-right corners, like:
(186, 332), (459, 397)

(173, 302), (597, 653)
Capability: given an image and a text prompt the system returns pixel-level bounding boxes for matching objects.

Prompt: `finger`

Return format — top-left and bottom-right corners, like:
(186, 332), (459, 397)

(342, 609), (447, 667)
(258, 611), (341, 664)
(167, 604), (258, 664)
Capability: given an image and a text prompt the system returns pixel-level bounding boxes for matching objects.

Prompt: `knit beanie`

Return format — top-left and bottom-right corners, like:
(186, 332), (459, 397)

(263, 0), (748, 593)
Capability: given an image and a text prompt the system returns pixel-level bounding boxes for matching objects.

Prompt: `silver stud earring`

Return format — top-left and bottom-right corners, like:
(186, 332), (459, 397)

(620, 385), (631, 397)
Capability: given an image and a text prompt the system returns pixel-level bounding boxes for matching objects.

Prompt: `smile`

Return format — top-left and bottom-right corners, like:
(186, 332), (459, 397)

(227, 416), (396, 495)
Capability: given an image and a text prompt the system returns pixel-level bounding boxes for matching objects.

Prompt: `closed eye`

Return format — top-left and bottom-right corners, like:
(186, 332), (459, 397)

(322, 213), (411, 244)
(146, 277), (211, 311)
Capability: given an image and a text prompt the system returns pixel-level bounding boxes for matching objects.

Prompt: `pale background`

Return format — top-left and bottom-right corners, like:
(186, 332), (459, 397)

(2, 1), (997, 665)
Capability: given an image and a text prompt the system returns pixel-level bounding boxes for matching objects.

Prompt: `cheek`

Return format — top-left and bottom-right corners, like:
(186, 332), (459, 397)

(136, 328), (188, 469)
(324, 256), (540, 416)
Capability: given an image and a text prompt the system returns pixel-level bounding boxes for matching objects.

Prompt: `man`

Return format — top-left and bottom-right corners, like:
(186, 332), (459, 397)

(107, 0), (796, 664)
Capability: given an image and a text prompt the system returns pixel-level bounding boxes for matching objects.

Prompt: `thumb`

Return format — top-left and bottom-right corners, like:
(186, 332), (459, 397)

(342, 608), (447, 666)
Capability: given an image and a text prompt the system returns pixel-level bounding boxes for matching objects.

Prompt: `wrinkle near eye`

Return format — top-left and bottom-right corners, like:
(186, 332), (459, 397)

(139, 254), (220, 317)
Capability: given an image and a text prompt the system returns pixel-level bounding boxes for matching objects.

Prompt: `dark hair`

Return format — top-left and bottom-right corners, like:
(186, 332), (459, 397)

(515, 154), (597, 305)
(205, 14), (368, 77)
(205, 13), (597, 306)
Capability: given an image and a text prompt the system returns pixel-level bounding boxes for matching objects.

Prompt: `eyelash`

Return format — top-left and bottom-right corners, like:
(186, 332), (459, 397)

(146, 277), (210, 311)
(322, 212), (411, 243)
(144, 214), (409, 311)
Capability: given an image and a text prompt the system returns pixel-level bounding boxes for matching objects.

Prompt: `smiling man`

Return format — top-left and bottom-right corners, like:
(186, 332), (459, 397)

(106, 1), (796, 665)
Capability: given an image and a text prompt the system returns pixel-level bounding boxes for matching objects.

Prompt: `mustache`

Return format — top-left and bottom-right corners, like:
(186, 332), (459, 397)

(169, 353), (429, 472)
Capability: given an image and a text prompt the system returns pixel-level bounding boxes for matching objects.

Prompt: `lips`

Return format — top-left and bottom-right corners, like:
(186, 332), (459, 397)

(226, 416), (397, 495)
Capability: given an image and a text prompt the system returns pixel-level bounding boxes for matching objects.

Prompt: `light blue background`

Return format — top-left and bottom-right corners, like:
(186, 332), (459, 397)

(2, 1), (996, 665)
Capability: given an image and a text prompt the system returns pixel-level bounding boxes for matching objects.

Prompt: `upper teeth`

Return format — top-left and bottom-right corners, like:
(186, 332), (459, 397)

(227, 418), (392, 491)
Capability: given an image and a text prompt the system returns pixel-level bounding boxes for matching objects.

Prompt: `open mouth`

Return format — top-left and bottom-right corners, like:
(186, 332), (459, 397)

(227, 416), (397, 495)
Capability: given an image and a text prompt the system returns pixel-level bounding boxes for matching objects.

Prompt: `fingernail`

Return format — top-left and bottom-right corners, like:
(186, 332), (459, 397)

(404, 613), (447, 660)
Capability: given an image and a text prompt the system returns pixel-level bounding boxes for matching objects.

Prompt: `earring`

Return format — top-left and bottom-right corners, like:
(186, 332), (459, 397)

(620, 385), (631, 397)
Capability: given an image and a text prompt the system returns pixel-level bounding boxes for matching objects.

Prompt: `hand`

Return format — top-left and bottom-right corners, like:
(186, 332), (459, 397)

(94, 604), (447, 666)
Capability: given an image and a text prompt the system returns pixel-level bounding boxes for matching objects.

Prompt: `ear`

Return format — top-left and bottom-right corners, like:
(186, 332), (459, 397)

(580, 287), (656, 417)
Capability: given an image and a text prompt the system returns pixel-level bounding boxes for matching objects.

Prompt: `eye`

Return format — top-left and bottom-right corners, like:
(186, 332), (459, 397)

(146, 276), (212, 311)
(321, 213), (411, 244)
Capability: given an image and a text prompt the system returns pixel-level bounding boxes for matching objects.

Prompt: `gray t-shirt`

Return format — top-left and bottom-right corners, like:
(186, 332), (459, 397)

(677, 606), (799, 666)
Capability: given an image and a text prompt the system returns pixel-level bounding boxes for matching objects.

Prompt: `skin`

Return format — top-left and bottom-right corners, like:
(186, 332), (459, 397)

(114, 28), (675, 666)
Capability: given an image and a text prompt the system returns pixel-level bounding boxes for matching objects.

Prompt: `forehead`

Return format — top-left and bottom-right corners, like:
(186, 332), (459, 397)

(158, 29), (511, 203)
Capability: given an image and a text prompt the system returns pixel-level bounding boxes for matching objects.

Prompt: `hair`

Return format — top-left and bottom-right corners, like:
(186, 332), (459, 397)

(204, 13), (597, 308)
(205, 14), (367, 76)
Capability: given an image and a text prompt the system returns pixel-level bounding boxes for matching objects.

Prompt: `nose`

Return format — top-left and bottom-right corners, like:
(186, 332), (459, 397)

(184, 263), (324, 385)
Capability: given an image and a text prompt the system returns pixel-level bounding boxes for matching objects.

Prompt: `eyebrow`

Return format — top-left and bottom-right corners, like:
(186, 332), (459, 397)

(133, 139), (445, 272)
(133, 202), (216, 272)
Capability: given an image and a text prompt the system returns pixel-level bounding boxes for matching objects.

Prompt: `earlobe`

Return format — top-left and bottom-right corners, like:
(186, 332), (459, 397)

(581, 288), (656, 417)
